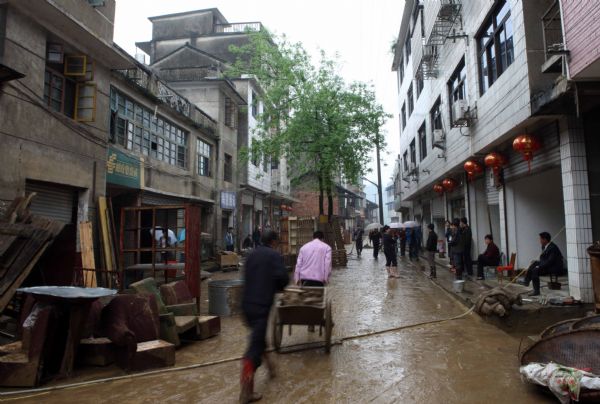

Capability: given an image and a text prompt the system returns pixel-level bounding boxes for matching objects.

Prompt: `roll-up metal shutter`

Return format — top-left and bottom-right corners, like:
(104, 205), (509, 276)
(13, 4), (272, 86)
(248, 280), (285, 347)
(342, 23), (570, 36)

(486, 168), (500, 205)
(503, 122), (561, 182)
(141, 191), (186, 206)
(25, 181), (76, 224)
(432, 196), (445, 219)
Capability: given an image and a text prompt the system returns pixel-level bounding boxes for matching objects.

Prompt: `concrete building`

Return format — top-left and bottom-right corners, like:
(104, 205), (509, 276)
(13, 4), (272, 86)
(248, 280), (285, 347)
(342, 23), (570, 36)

(135, 8), (292, 248)
(0, 0), (133, 280)
(392, 0), (599, 302)
(384, 183), (401, 224)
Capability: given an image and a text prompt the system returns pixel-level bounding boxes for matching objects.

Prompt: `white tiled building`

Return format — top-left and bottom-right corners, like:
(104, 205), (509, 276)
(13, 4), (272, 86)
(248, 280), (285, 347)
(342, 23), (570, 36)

(392, 0), (598, 302)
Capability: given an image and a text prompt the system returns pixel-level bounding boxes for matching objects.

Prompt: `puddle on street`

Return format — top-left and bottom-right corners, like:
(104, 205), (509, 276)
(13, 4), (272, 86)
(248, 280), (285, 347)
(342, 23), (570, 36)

(10, 254), (552, 403)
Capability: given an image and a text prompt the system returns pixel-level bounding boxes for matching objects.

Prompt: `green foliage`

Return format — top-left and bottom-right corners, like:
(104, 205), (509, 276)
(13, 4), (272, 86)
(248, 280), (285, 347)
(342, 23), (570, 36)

(226, 30), (390, 196)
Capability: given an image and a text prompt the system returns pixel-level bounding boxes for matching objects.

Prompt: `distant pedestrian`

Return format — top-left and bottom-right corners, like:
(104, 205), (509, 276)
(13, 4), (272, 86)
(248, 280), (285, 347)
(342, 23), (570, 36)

(450, 219), (465, 280)
(371, 228), (382, 260)
(399, 228), (407, 257)
(243, 234), (253, 250)
(460, 217), (473, 278)
(426, 224), (438, 279)
(240, 230), (289, 403)
(252, 226), (261, 248)
(354, 227), (364, 257)
(382, 226), (400, 278)
(224, 227), (235, 252)
(476, 234), (500, 280)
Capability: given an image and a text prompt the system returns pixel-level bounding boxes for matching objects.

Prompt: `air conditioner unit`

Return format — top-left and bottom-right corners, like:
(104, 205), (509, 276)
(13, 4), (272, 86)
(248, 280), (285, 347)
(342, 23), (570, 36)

(452, 100), (470, 126)
(433, 129), (445, 144)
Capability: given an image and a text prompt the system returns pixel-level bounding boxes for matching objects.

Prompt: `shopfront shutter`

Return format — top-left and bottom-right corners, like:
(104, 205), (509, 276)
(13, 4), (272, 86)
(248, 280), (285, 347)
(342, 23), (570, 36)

(503, 122), (561, 182)
(25, 181), (76, 224)
(486, 168), (500, 205)
(432, 196), (444, 219)
(141, 191), (186, 206)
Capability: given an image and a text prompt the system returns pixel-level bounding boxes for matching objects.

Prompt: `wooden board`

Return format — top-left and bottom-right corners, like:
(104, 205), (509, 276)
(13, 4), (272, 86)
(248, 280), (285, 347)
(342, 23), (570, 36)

(97, 197), (114, 287)
(79, 221), (97, 288)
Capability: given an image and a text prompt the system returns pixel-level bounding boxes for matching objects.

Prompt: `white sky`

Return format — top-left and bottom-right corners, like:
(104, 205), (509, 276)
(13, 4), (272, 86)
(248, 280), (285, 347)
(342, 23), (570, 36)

(113, 0), (404, 205)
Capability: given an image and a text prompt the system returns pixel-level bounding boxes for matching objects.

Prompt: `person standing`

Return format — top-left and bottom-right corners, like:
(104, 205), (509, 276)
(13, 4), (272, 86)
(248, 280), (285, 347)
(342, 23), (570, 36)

(354, 227), (364, 257)
(294, 231), (332, 286)
(240, 231), (289, 403)
(460, 218), (473, 278)
(476, 234), (500, 280)
(382, 226), (400, 278)
(445, 220), (454, 266)
(399, 228), (407, 257)
(371, 228), (382, 259)
(405, 228), (413, 260)
(451, 219), (465, 280)
(252, 226), (261, 248)
(426, 224), (438, 279)
(224, 227), (235, 252)
(520, 232), (564, 296)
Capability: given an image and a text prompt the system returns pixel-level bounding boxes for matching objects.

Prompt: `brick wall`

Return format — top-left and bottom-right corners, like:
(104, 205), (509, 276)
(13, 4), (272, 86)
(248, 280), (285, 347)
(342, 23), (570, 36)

(562, 0), (600, 78)
(291, 191), (340, 218)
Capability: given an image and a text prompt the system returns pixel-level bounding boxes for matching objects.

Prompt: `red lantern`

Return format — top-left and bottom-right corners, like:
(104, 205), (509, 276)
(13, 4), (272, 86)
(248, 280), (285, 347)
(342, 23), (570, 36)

(484, 152), (506, 176)
(464, 160), (484, 182)
(513, 134), (541, 173)
(433, 183), (444, 195)
(442, 178), (458, 193)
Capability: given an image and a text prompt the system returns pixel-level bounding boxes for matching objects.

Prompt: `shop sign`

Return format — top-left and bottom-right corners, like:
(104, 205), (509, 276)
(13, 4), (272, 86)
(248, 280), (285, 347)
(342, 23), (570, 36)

(107, 146), (141, 188)
(220, 191), (236, 210)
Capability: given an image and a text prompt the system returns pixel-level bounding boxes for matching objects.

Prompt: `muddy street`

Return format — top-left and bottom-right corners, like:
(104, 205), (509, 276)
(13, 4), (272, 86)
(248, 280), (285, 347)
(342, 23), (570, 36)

(12, 252), (551, 403)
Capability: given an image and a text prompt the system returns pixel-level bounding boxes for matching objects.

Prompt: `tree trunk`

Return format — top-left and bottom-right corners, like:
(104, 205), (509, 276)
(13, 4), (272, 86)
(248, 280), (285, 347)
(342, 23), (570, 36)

(326, 181), (333, 220)
(318, 173), (324, 215)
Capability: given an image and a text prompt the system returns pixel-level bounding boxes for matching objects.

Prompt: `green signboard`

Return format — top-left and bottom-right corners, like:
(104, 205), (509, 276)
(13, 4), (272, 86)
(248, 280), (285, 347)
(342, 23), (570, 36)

(106, 146), (141, 188)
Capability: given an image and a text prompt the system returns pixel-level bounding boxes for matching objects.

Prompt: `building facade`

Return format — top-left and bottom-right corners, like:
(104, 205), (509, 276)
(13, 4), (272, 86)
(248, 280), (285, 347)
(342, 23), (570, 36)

(392, 0), (599, 302)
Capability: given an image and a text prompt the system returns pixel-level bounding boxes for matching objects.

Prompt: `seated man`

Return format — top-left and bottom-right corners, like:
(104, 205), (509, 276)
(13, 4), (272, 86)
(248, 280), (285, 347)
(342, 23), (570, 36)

(476, 234), (500, 280)
(520, 232), (564, 296)
(294, 231), (332, 287)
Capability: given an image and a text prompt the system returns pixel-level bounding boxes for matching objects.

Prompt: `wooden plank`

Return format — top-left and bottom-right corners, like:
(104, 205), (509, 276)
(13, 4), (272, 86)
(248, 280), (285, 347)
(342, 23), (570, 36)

(0, 229), (49, 296)
(79, 221), (97, 288)
(97, 197), (114, 287)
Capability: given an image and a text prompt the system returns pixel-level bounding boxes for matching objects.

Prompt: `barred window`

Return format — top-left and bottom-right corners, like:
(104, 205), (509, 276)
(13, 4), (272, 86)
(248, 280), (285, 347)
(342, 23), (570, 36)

(225, 96), (237, 129)
(197, 139), (212, 177)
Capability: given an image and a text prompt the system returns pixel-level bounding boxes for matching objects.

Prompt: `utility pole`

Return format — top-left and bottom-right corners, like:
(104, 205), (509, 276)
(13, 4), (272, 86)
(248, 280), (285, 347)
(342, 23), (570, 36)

(376, 137), (384, 225)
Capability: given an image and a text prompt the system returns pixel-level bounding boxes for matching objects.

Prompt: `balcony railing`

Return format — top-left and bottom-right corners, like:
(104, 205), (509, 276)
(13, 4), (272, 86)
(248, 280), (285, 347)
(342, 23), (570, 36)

(156, 66), (221, 82)
(214, 22), (263, 34)
(542, 1), (565, 59)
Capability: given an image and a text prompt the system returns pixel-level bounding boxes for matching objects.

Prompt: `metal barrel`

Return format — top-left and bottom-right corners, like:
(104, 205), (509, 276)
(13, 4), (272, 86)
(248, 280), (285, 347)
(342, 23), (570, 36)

(208, 279), (244, 316)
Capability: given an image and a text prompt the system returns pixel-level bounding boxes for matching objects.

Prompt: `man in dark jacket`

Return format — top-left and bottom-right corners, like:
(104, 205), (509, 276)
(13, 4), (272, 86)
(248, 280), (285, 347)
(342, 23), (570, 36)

(450, 219), (465, 280)
(354, 227), (364, 257)
(520, 232), (564, 296)
(476, 234), (500, 280)
(426, 223), (438, 278)
(371, 229), (382, 259)
(240, 230), (289, 403)
(460, 217), (473, 278)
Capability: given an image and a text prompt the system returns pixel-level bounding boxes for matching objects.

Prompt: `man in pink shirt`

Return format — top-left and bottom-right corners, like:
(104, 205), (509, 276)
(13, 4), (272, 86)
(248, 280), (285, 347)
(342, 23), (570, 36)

(294, 231), (332, 286)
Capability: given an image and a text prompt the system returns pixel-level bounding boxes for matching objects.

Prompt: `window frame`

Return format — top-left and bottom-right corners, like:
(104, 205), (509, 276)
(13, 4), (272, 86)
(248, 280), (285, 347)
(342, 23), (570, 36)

(409, 139), (416, 166)
(403, 151), (409, 172)
(430, 97), (442, 149)
(418, 123), (427, 161)
(251, 91), (259, 118)
(401, 104), (407, 130)
(448, 58), (467, 124)
(197, 139), (212, 177)
(407, 85), (414, 116)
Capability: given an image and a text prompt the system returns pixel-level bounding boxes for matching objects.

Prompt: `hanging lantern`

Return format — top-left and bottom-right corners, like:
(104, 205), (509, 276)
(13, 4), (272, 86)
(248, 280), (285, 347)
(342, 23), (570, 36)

(433, 183), (444, 195)
(442, 178), (458, 193)
(513, 134), (541, 173)
(464, 160), (484, 182)
(484, 152), (506, 176)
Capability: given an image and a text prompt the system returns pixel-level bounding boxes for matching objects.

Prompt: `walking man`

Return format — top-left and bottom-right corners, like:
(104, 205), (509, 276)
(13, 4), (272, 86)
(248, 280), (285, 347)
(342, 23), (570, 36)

(294, 231), (332, 287)
(354, 227), (364, 257)
(225, 227), (235, 252)
(240, 231), (289, 403)
(371, 228), (382, 260)
(426, 224), (438, 279)
(520, 232), (564, 296)
(476, 234), (500, 280)
(460, 218), (473, 278)
(382, 226), (400, 278)
(399, 228), (407, 257)
(450, 219), (465, 280)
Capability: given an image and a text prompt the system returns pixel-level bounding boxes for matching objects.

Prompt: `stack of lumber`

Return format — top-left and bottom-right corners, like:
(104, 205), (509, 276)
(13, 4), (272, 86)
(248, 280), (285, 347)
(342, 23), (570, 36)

(280, 288), (324, 307)
(474, 287), (523, 317)
(0, 194), (64, 313)
(318, 216), (347, 267)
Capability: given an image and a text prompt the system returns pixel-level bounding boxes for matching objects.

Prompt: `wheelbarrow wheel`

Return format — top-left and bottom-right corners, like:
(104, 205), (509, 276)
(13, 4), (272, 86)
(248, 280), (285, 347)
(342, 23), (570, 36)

(272, 310), (283, 352)
(325, 299), (333, 354)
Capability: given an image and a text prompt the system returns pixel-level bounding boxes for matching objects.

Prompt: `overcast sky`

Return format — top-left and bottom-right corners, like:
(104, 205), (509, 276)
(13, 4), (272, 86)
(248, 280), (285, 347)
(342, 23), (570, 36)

(113, 0), (404, 206)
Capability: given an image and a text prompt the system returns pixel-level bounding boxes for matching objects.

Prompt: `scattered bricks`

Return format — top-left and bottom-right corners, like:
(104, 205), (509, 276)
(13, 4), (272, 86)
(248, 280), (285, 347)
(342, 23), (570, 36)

(196, 316), (221, 340)
(128, 340), (175, 372)
(78, 337), (115, 367)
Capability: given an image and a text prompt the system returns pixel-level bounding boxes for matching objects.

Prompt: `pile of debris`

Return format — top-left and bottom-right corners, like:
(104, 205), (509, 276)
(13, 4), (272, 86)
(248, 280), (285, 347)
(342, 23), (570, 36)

(279, 288), (325, 307)
(0, 194), (64, 313)
(474, 287), (522, 317)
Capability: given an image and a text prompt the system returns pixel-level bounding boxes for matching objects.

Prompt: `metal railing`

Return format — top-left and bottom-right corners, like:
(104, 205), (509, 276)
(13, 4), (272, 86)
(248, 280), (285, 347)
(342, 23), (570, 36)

(214, 22), (262, 34)
(542, 0), (565, 60)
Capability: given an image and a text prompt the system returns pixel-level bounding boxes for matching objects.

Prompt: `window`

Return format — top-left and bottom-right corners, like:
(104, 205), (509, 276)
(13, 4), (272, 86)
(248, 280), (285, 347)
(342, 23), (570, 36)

(448, 58), (467, 123)
(251, 91), (259, 118)
(403, 151), (409, 172)
(407, 85), (414, 116)
(477, 0), (513, 94)
(430, 97), (442, 149)
(225, 96), (237, 129)
(398, 59), (404, 86)
(224, 153), (233, 182)
(418, 123), (427, 161)
(416, 75), (424, 99)
(197, 139), (212, 177)
(401, 104), (406, 130)
(409, 139), (416, 165)
(46, 43), (63, 64)
(110, 88), (188, 169)
(251, 140), (260, 167)
(405, 35), (411, 60)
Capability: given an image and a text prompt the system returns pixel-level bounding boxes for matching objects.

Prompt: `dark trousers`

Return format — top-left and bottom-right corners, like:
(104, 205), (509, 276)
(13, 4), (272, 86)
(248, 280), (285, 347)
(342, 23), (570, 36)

(373, 243), (380, 259)
(243, 304), (270, 369)
(453, 252), (464, 279)
(477, 255), (499, 278)
(409, 243), (418, 260)
(524, 261), (549, 292)
(301, 279), (325, 287)
(356, 240), (363, 255)
(463, 246), (473, 276)
(226, 245), (234, 252)
(400, 240), (406, 256)
(384, 249), (397, 267)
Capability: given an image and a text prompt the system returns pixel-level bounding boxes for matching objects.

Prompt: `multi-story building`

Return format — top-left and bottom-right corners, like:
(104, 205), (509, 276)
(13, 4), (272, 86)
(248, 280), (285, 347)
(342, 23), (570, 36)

(392, 0), (599, 302)
(384, 183), (401, 224)
(0, 0), (134, 281)
(135, 8), (292, 248)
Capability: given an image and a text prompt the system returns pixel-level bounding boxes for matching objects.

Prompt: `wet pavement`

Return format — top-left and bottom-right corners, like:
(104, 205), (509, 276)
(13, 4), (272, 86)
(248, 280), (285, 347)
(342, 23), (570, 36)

(6, 250), (554, 403)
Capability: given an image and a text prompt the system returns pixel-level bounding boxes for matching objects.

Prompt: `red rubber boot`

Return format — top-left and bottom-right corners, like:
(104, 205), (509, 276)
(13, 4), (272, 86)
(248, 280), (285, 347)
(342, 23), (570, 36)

(239, 358), (262, 403)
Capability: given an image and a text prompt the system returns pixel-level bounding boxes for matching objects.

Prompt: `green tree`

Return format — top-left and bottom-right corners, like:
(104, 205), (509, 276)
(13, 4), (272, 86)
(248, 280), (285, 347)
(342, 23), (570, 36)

(228, 31), (389, 217)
